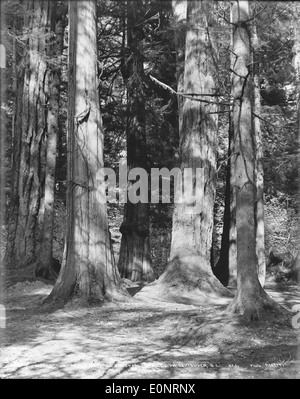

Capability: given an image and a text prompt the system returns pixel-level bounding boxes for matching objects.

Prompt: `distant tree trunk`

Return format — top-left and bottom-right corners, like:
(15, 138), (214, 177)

(35, 2), (67, 280)
(4, 0), (52, 269)
(228, 0), (280, 321)
(46, 0), (128, 304)
(214, 5), (237, 287)
(142, 0), (231, 301)
(252, 22), (266, 287)
(214, 114), (236, 286)
(118, 0), (154, 283)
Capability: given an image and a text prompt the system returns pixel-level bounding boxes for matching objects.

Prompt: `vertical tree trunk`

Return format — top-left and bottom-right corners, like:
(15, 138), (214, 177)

(228, 0), (280, 320)
(214, 113), (236, 286)
(118, 0), (154, 283)
(214, 5), (237, 288)
(293, 3), (300, 285)
(0, 0), (7, 329)
(4, 0), (52, 269)
(35, 2), (67, 280)
(252, 22), (266, 287)
(141, 0), (232, 302)
(46, 0), (128, 304)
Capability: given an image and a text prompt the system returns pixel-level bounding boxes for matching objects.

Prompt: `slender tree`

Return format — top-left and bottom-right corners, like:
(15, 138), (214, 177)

(213, 113), (236, 287)
(251, 21), (266, 287)
(0, 0), (7, 330)
(35, 1), (67, 280)
(293, 2), (300, 284)
(227, 0), (282, 320)
(213, 5), (237, 288)
(118, 0), (154, 283)
(46, 0), (128, 304)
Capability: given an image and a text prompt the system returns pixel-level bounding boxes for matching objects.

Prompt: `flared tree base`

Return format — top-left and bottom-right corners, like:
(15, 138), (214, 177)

(44, 272), (131, 309)
(135, 255), (234, 306)
(227, 285), (290, 323)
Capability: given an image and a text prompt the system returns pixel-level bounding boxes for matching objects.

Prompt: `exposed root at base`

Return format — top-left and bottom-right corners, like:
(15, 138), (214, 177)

(227, 292), (291, 324)
(135, 279), (234, 306)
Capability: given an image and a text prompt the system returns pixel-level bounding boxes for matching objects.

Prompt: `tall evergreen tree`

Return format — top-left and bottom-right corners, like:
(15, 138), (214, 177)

(4, 0), (55, 269)
(118, 0), (154, 283)
(35, 1), (67, 280)
(140, 0), (232, 302)
(46, 0), (128, 304)
(228, 0), (281, 320)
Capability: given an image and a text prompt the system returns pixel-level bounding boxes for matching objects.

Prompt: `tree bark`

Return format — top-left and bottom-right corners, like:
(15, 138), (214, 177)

(214, 113), (236, 286)
(0, 0), (7, 326)
(4, 0), (52, 269)
(251, 22), (266, 287)
(141, 0), (232, 302)
(227, 0), (281, 321)
(46, 0), (128, 304)
(213, 6), (237, 288)
(293, 3), (300, 285)
(118, 0), (154, 283)
(35, 2), (67, 280)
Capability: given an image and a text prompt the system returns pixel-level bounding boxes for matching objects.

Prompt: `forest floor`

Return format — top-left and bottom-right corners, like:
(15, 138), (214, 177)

(1, 274), (300, 379)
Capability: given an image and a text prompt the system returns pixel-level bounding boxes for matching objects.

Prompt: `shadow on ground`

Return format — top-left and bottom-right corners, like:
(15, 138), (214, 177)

(1, 280), (299, 379)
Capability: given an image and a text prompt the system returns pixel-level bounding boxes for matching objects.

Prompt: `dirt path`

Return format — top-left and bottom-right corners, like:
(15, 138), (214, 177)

(0, 280), (299, 379)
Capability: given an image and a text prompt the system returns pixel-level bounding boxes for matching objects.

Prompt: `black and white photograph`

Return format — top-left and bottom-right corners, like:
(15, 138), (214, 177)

(0, 0), (299, 380)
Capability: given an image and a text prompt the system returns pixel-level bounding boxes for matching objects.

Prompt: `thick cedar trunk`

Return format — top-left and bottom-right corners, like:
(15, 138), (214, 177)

(252, 23), (266, 287)
(228, 1), (281, 321)
(46, 0), (128, 304)
(35, 2), (67, 280)
(118, 1), (154, 283)
(141, 0), (232, 302)
(4, 1), (52, 269)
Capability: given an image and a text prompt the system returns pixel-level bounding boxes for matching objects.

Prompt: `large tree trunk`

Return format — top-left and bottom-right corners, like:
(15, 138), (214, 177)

(4, 1), (52, 269)
(252, 22), (266, 287)
(118, 0), (154, 283)
(227, 0), (282, 321)
(139, 0), (232, 303)
(35, 2), (67, 280)
(46, 0), (128, 305)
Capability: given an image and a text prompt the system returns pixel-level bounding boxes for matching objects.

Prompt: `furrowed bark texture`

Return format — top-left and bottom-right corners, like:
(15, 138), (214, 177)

(153, 0), (231, 299)
(252, 22), (266, 287)
(35, 1), (67, 280)
(228, 0), (281, 321)
(5, 1), (53, 269)
(118, 0), (154, 283)
(47, 0), (128, 304)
